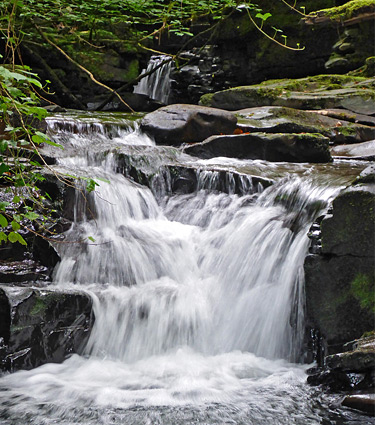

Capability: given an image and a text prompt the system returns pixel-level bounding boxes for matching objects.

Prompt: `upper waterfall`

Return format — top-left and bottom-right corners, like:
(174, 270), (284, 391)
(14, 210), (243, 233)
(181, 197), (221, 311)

(133, 55), (172, 104)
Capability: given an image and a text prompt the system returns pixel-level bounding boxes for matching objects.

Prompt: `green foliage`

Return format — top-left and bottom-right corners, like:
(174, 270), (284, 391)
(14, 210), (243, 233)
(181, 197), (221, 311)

(0, 64), (52, 245)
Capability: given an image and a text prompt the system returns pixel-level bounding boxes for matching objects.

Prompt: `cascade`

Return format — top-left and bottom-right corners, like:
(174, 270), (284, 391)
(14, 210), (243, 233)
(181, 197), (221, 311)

(0, 116), (360, 424)
(134, 55), (172, 104)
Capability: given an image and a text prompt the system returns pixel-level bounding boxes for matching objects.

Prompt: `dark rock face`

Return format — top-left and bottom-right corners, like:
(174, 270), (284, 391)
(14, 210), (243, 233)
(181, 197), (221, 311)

(140, 104), (237, 145)
(0, 286), (94, 372)
(304, 183), (375, 355)
(185, 132), (332, 163)
(320, 185), (375, 257)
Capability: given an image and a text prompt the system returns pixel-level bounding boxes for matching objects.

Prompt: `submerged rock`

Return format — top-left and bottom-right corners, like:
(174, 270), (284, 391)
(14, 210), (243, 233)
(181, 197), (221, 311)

(0, 286), (94, 372)
(342, 394), (375, 415)
(140, 104), (237, 145)
(184, 132), (332, 163)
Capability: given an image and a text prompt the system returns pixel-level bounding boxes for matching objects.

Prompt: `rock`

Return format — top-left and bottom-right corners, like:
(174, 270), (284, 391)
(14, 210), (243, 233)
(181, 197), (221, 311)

(355, 164), (375, 184)
(199, 75), (375, 115)
(320, 185), (375, 257)
(309, 108), (375, 126)
(326, 335), (375, 371)
(140, 104), (237, 145)
(304, 254), (375, 351)
(342, 394), (375, 415)
(235, 106), (375, 144)
(304, 184), (375, 354)
(184, 132), (332, 163)
(307, 334), (375, 393)
(331, 140), (375, 160)
(0, 285), (94, 372)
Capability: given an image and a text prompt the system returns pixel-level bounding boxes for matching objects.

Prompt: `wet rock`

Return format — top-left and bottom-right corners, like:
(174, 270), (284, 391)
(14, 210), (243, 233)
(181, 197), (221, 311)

(304, 184), (375, 354)
(235, 106), (375, 144)
(199, 75), (375, 115)
(0, 260), (50, 284)
(140, 104), (237, 145)
(326, 335), (375, 371)
(331, 140), (375, 160)
(342, 394), (375, 415)
(0, 285), (94, 372)
(355, 164), (375, 184)
(184, 132), (332, 163)
(307, 334), (375, 398)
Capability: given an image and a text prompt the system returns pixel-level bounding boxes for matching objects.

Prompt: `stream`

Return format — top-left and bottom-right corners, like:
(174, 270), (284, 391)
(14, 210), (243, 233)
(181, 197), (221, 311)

(0, 113), (372, 424)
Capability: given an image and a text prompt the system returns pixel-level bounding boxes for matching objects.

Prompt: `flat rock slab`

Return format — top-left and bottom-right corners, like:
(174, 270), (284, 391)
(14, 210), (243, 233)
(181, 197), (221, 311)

(200, 75), (375, 115)
(140, 104), (237, 145)
(331, 140), (375, 160)
(235, 106), (375, 144)
(184, 132), (332, 163)
(309, 108), (375, 127)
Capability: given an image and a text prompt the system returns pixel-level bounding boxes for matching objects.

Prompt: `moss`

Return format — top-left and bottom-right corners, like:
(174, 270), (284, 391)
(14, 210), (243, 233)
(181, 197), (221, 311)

(351, 273), (375, 313)
(30, 297), (47, 316)
(199, 93), (214, 106)
(123, 59), (139, 82)
(316, 0), (375, 21)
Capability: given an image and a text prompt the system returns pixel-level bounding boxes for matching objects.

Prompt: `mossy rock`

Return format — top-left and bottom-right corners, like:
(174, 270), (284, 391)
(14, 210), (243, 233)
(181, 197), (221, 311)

(199, 75), (375, 115)
(304, 254), (374, 350)
(235, 106), (375, 144)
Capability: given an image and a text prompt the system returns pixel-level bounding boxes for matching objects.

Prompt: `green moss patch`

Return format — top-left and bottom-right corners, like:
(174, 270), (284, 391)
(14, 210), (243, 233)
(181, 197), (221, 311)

(351, 273), (375, 313)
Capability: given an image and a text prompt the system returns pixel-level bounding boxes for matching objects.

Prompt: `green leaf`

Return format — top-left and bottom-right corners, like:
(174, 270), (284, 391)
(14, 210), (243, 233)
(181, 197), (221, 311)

(24, 211), (39, 220)
(12, 195), (21, 203)
(8, 231), (18, 243)
(11, 220), (21, 231)
(0, 163), (10, 175)
(16, 233), (27, 246)
(0, 214), (8, 227)
(0, 201), (9, 211)
(0, 231), (7, 244)
(88, 236), (96, 242)
(86, 178), (99, 192)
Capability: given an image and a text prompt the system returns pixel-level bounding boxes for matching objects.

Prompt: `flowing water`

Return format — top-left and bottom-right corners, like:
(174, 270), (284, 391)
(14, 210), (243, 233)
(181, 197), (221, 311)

(134, 55), (172, 104)
(0, 115), (372, 424)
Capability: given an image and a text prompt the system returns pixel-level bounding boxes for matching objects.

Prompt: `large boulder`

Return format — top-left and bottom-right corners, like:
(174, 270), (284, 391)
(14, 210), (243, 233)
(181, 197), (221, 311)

(184, 132), (332, 163)
(0, 286), (94, 371)
(304, 183), (375, 354)
(140, 104), (237, 145)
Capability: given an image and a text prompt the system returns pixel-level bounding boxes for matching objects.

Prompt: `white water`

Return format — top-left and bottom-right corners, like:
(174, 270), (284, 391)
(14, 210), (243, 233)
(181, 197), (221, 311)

(134, 55), (172, 104)
(0, 118), (357, 425)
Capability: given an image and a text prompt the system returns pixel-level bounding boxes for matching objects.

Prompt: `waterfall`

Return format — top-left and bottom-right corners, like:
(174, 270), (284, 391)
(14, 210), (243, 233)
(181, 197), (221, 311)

(133, 55), (172, 104)
(0, 116), (348, 425)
